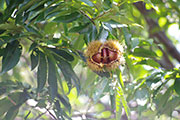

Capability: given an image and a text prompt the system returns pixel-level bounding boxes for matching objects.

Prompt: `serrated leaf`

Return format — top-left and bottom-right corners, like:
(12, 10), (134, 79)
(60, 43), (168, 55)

(133, 48), (157, 58)
(174, 78), (180, 96)
(53, 12), (81, 23)
(116, 85), (130, 120)
(1, 40), (22, 74)
(116, 88), (122, 120)
(30, 49), (39, 71)
(57, 58), (80, 95)
(37, 52), (47, 92)
(48, 48), (74, 61)
(47, 57), (58, 100)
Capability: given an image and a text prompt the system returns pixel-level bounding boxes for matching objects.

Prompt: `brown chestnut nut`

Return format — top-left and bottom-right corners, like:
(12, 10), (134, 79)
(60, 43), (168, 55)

(85, 40), (124, 71)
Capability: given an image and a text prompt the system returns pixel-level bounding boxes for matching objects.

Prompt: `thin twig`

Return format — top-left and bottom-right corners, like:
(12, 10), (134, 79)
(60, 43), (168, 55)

(79, 10), (95, 25)
(46, 108), (58, 120)
(92, 9), (112, 21)
(8, 96), (17, 105)
(34, 111), (47, 120)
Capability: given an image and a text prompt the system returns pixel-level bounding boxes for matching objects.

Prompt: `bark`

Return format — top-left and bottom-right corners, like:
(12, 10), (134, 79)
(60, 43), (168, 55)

(134, 2), (180, 69)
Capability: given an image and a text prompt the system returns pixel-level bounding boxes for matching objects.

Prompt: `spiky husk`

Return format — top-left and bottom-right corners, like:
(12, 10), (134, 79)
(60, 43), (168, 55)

(85, 40), (124, 72)
(84, 41), (102, 57)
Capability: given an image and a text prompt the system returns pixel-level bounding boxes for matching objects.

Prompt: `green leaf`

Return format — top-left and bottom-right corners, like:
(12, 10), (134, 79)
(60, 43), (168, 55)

(30, 49), (39, 71)
(131, 38), (139, 49)
(116, 84), (130, 119)
(135, 87), (149, 103)
(161, 96), (180, 116)
(37, 52), (47, 92)
(47, 57), (58, 100)
(136, 59), (160, 68)
(0, 35), (19, 46)
(110, 94), (115, 110)
(44, 22), (57, 34)
(93, 77), (109, 102)
(54, 100), (64, 120)
(0, 98), (14, 117)
(24, 111), (31, 120)
(53, 12), (81, 23)
(29, 42), (38, 52)
(133, 48), (157, 58)
(97, 27), (109, 41)
(146, 59), (160, 68)
(36, 99), (46, 108)
(57, 94), (71, 113)
(1, 40), (22, 74)
(157, 87), (173, 113)
(174, 78), (180, 96)
(57, 58), (80, 95)
(69, 23), (92, 34)
(0, 92), (28, 118)
(116, 88), (122, 120)
(48, 48), (74, 61)
(80, 0), (94, 6)
(122, 27), (131, 49)
(3, 105), (19, 120)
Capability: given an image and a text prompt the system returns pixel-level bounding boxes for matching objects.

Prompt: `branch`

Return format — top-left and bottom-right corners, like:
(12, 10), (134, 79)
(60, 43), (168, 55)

(79, 10), (95, 25)
(134, 2), (180, 64)
(154, 40), (174, 69)
(46, 108), (57, 120)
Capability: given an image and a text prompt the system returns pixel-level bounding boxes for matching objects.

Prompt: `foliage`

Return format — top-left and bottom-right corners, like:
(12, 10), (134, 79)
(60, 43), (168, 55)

(0, 0), (180, 120)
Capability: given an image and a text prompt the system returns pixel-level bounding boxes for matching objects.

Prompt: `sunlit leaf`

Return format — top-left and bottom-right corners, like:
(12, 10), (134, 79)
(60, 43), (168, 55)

(80, 0), (94, 6)
(116, 84), (130, 119)
(133, 48), (157, 58)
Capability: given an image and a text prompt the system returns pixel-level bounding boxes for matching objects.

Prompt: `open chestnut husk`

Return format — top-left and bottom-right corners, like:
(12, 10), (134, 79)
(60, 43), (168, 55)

(85, 40), (124, 71)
